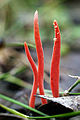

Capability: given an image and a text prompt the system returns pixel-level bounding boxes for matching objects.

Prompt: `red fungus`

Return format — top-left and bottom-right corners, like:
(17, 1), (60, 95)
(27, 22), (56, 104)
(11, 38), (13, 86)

(24, 11), (47, 108)
(24, 42), (38, 108)
(24, 11), (61, 107)
(34, 10), (47, 104)
(50, 20), (61, 97)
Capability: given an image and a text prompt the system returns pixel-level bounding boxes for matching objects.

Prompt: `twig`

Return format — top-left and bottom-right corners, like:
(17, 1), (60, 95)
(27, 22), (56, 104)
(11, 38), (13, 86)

(67, 75), (80, 93)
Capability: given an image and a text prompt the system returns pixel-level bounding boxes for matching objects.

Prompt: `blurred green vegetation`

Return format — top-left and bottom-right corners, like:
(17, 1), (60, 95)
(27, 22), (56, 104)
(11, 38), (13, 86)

(0, 0), (80, 54)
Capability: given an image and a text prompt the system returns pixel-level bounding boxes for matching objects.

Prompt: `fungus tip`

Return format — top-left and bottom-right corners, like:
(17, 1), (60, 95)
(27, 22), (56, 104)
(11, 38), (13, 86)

(34, 10), (38, 20)
(24, 41), (26, 46)
(35, 10), (38, 14)
(24, 42), (28, 49)
(53, 20), (57, 25)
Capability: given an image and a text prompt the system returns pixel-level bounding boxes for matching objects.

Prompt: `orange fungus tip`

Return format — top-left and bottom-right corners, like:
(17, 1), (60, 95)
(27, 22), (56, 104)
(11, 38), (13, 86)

(24, 42), (26, 47)
(34, 10), (38, 20)
(35, 10), (38, 15)
(53, 20), (57, 25)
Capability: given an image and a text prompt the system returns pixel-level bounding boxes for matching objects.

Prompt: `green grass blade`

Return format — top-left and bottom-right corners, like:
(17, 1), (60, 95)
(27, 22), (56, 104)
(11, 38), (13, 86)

(28, 111), (80, 119)
(6, 42), (36, 48)
(5, 73), (32, 89)
(68, 93), (80, 95)
(0, 95), (80, 119)
(43, 89), (80, 96)
(10, 66), (27, 76)
(0, 104), (28, 119)
(0, 73), (32, 89)
(0, 94), (47, 116)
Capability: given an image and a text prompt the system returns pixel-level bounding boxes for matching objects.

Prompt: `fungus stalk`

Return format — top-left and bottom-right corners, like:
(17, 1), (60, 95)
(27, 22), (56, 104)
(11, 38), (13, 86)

(24, 42), (38, 108)
(34, 10), (47, 104)
(50, 20), (61, 97)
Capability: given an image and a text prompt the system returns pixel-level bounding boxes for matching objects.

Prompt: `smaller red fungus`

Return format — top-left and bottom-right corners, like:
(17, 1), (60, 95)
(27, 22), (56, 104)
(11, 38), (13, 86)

(50, 20), (61, 97)
(24, 42), (38, 108)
